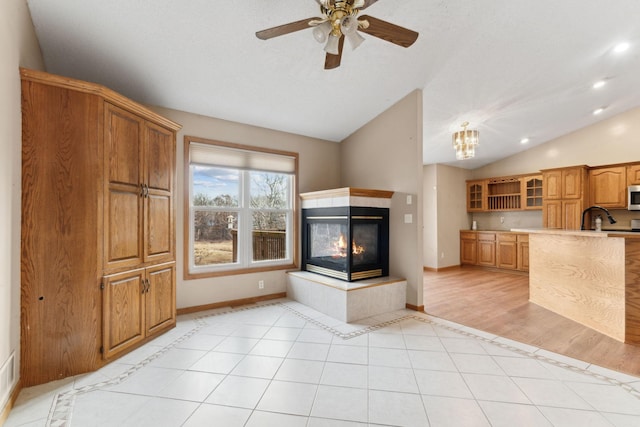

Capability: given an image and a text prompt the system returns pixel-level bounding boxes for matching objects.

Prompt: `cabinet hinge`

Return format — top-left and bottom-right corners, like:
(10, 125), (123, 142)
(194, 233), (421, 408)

(100, 282), (105, 290)
(99, 346), (104, 354)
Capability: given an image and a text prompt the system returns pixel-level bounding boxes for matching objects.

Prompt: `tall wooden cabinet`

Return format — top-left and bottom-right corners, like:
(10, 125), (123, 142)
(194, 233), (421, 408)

(541, 166), (588, 229)
(20, 68), (180, 386)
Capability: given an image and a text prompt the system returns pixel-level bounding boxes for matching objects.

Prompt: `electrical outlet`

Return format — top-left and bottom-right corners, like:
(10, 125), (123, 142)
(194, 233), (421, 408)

(500, 216), (505, 224)
(441, 252), (445, 259)
(258, 280), (264, 289)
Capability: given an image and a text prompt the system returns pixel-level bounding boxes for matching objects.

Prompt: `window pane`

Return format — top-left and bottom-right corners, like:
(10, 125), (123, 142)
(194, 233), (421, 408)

(250, 172), (289, 209)
(252, 212), (287, 261)
(193, 210), (238, 265)
(192, 165), (240, 207)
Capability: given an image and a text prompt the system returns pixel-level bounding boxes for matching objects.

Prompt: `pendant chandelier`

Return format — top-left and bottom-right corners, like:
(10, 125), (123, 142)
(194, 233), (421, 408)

(452, 122), (479, 160)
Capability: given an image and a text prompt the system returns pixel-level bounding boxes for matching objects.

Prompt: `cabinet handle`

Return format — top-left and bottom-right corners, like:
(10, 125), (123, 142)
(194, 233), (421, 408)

(139, 183), (145, 197)
(145, 279), (151, 294)
(144, 184), (149, 198)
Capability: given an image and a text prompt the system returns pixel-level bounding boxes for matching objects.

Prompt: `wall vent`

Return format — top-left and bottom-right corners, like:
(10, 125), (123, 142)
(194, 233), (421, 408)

(0, 352), (16, 409)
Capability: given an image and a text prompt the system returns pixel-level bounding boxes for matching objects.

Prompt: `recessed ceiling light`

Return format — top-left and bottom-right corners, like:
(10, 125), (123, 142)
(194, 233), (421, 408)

(593, 80), (606, 89)
(593, 107), (605, 115)
(520, 138), (530, 144)
(614, 42), (630, 53)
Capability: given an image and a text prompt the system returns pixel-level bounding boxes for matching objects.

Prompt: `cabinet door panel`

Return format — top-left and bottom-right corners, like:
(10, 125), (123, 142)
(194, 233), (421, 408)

(627, 165), (640, 186)
(460, 239), (477, 265)
(543, 200), (562, 229)
(477, 241), (496, 267)
(562, 168), (583, 199)
(146, 194), (172, 261)
(563, 200), (583, 230)
(543, 171), (562, 199)
(497, 239), (517, 270)
(105, 104), (142, 186)
(590, 167), (626, 208)
(145, 122), (174, 192)
(146, 263), (176, 335)
(105, 104), (144, 271)
(103, 269), (145, 359)
(517, 242), (529, 271)
(106, 188), (143, 267)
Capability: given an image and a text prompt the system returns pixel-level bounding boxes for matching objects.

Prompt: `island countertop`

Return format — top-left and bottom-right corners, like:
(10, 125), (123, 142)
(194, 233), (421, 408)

(523, 229), (640, 344)
(510, 228), (640, 238)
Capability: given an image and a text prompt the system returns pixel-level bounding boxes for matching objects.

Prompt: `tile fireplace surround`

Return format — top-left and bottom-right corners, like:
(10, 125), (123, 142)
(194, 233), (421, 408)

(294, 188), (406, 322)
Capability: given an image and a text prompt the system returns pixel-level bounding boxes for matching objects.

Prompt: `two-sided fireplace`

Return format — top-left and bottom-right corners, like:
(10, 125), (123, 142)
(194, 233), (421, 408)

(300, 188), (392, 282)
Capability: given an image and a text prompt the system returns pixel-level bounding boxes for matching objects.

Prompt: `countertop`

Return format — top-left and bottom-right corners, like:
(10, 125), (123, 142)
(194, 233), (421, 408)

(510, 228), (640, 238)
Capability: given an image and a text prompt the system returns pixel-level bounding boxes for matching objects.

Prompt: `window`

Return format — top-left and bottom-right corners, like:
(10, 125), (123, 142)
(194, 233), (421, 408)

(185, 137), (298, 278)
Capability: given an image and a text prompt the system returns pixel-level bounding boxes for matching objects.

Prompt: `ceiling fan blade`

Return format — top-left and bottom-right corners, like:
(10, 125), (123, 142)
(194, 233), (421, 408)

(324, 36), (345, 70)
(255, 17), (317, 40)
(359, 0), (379, 10)
(358, 15), (418, 47)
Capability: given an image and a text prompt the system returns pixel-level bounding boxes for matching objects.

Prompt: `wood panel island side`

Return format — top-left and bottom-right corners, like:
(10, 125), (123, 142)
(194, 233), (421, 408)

(512, 229), (640, 344)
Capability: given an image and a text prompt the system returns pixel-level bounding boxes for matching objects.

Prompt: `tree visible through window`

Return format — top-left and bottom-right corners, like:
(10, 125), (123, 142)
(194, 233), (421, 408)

(185, 138), (297, 278)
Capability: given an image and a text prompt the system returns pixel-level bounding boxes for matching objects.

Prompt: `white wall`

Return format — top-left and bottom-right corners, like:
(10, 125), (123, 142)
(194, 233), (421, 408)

(0, 0), (44, 412)
(150, 107), (341, 309)
(340, 90), (424, 307)
(422, 165), (438, 267)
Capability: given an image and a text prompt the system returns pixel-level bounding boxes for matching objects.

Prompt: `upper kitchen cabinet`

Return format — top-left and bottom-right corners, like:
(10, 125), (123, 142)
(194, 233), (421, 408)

(522, 175), (543, 210)
(589, 165), (627, 208)
(466, 174), (543, 212)
(627, 164), (640, 186)
(466, 180), (486, 212)
(20, 68), (180, 386)
(541, 166), (588, 229)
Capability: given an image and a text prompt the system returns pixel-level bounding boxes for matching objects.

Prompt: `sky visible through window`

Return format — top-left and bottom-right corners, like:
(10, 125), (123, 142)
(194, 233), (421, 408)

(192, 165), (239, 202)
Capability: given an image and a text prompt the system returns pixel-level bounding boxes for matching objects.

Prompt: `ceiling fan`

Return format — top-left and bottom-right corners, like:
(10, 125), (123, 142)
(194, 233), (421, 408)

(255, 0), (419, 70)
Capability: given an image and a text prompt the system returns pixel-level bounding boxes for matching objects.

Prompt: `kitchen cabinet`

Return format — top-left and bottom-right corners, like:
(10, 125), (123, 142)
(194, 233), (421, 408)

(20, 68), (180, 386)
(542, 166), (588, 230)
(466, 180), (486, 212)
(517, 234), (529, 272)
(497, 233), (518, 270)
(589, 166), (626, 208)
(460, 231), (477, 265)
(477, 232), (496, 267)
(627, 164), (640, 186)
(466, 174), (543, 212)
(460, 231), (529, 272)
(522, 175), (543, 209)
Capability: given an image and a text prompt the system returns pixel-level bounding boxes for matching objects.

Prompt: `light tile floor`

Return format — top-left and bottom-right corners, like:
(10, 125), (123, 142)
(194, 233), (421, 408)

(6, 299), (640, 427)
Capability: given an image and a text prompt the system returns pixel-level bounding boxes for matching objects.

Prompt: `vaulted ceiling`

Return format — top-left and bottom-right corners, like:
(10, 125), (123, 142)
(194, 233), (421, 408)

(27, 0), (640, 169)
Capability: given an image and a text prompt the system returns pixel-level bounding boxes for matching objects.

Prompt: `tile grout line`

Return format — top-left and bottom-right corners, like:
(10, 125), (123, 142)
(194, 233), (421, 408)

(43, 301), (640, 426)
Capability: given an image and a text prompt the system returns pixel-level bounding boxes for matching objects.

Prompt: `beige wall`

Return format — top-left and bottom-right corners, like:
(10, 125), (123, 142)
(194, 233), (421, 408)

(1, 0), (44, 412)
(469, 107), (640, 231)
(422, 164), (472, 269)
(150, 107), (341, 309)
(339, 90), (424, 307)
(473, 107), (640, 178)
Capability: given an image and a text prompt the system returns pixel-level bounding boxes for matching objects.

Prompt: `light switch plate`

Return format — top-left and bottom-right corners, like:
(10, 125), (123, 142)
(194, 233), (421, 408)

(404, 214), (413, 223)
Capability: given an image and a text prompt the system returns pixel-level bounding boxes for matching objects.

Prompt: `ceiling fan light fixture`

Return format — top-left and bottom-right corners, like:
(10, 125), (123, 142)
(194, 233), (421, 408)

(324, 33), (341, 55)
(341, 16), (365, 50)
(312, 21), (332, 43)
(452, 121), (479, 160)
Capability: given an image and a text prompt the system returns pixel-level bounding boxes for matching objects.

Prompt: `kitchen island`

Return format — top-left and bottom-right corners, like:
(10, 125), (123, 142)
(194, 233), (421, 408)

(512, 228), (640, 344)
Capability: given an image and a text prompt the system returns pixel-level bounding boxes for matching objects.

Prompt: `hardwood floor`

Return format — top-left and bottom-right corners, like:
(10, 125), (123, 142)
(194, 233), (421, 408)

(423, 266), (640, 377)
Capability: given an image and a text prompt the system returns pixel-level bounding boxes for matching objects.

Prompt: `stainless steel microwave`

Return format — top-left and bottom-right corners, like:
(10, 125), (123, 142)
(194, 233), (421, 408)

(629, 185), (640, 210)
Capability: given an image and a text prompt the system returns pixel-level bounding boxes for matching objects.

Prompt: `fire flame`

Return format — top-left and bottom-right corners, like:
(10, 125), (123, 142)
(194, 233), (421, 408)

(332, 233), (365, 258)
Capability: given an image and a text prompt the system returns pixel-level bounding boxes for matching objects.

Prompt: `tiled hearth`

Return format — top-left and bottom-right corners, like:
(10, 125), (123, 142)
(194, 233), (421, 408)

(287, 271), (406, 323)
